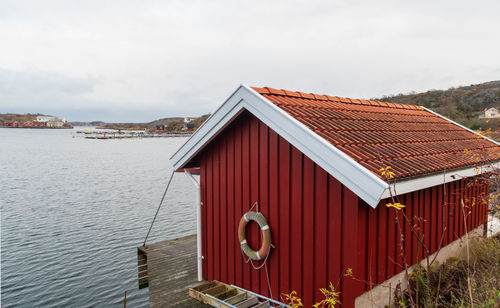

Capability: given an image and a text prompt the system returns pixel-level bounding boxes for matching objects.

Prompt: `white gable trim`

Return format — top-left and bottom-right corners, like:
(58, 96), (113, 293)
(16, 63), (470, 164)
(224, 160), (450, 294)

(170, 85), (388, 208)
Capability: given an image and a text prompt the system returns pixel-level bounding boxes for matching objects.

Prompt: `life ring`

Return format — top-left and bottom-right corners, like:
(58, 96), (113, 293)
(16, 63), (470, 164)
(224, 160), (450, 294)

(238, 212), (272, 260)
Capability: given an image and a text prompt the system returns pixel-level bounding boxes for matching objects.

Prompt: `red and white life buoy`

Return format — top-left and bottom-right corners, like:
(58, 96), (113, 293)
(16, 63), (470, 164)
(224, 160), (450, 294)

(238, 212), (272, 260)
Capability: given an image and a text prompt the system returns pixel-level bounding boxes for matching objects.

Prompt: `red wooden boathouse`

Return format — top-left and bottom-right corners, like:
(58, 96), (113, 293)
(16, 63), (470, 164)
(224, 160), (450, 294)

(171, 85), (500, 307)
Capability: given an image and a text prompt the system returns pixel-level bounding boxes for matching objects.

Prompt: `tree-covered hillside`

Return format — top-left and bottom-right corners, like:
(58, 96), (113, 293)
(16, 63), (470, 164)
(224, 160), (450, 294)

(377, 80), (500, 131)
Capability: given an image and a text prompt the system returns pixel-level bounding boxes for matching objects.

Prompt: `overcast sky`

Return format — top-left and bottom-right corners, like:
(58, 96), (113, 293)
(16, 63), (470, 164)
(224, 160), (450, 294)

(1, 0), (499, 122)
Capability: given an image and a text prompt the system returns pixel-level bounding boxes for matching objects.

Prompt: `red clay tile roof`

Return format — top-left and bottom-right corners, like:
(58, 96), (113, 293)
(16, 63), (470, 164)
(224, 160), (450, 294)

(252, 86), (500, 180)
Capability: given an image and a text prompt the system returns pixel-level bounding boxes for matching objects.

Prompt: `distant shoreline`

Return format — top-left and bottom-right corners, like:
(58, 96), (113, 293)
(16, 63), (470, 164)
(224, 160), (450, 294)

(2, 126), (73, 129)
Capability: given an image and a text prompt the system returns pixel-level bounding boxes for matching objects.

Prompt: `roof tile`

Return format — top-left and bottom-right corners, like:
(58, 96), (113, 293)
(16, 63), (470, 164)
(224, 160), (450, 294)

(255, 86), (500, 180)
(251, 87), (269, 94)
(297, 91), (315, 99)
(283, 90), (301, 97)
(265, 87), (286, 96)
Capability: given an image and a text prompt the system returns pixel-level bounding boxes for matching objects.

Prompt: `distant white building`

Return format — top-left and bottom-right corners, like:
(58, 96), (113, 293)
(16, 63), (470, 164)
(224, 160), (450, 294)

(184, 117), (197, 123)
(36, 116), (56, 122)
(484, 107), (500, 119)
(46, 120), (65, 127)
(37, 116), (67, 127)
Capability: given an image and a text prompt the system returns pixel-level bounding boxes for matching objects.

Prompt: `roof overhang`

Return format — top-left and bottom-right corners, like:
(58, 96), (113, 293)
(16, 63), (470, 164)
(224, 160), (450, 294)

(381, 162), (500, 199)
(170, 85), (389, 208)
(170, 85), (500, 208)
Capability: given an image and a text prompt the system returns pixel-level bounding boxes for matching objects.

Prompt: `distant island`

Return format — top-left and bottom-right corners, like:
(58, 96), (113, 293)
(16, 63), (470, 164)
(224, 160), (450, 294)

(0, 113), (211, 133)
(376, 80), (500, 134)
(1, 113), (73, 129)
(71, 114), (211, 133)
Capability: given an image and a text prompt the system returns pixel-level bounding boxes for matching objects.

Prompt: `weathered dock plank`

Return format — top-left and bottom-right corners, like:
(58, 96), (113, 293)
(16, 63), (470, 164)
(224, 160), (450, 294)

(139, 234), (209, 308)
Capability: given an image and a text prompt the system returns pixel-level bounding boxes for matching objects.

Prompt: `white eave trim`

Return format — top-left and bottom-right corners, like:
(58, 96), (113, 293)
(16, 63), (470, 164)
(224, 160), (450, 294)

(170, 85), (388, 208)
(381, 162), (500, 199)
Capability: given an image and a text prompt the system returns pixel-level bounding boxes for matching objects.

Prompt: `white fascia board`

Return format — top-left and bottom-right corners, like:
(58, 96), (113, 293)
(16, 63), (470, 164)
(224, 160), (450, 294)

(381, 162), (500, 200)
(170, 85), (388, 208)
(170, 85), (246, 170)
(421, 106), (500, 146)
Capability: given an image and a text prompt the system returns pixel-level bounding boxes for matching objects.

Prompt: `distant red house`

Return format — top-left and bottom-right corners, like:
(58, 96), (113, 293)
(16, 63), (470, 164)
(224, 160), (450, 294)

(184, 123), (195, 131)
(156, 124), (166, 131)
(33, 121), (46, 128)
(4, 121), (19, 127)
(23, 121), (34, 127)
(170, 85), (500, 307)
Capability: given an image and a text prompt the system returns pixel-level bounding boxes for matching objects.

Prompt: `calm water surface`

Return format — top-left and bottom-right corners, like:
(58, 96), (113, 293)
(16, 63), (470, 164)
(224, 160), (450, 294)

(1, 127), (197, 307)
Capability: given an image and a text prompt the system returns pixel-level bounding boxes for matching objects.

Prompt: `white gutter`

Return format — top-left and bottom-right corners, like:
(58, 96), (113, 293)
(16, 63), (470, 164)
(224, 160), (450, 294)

(380, 162), (500, 199)
(184, 169), (202, 281)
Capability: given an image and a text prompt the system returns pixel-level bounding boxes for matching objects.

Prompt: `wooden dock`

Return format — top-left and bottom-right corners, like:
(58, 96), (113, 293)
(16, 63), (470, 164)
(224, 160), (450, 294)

(138, 234), (209, 307)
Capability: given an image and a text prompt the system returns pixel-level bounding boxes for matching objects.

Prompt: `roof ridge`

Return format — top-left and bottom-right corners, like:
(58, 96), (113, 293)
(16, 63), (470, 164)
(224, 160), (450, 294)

(251, 86), (422, 110)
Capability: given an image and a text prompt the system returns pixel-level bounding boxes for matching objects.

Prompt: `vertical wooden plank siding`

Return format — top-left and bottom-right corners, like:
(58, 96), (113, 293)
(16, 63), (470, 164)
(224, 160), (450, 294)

(411, 192), (419, 265)
(328, 176), (343, 297)
(395, 202), (404, 274)
(356, 202), (368, 292)
(358, 177), (486, 297)
(377, 202), (387, 285)
(418, 190), (425, 261)
(457, 179), (463, 239)
(366, 206), (378, 288)
(449, 181), (456, 242)
(213, 141), (221, 281)
(197, 111), (487, 308)
(340, 187), (359, 307)
(227, 130), (235, 284)
(437, 185), (444, 253)
(290, 146), (303, 298)
(430, 186), (438, 253)
(241, 116), (251, 289)
(443, 182), (449, 247)
(258, 121), (269, 297)
(386, 199), (396, 278)
(404, 194), (412, 270)
(302, 157), (315, 305)
(268, 129), (279, 298)
(278, 135), (291, 297)
(220, 135), (227, 282)
(314, 166), (328, 302)
(249, 116), (260, 293)
(234, 119), (243, 287)
(424, 190), (431, 257)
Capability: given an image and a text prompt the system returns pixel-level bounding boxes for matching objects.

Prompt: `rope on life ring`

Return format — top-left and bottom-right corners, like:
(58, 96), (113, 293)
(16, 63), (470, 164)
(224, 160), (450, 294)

(238, 211), (272, 261)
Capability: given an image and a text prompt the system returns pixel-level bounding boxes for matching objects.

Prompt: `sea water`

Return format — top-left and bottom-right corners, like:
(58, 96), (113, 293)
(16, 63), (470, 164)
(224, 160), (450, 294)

(0, 127), (197, 307)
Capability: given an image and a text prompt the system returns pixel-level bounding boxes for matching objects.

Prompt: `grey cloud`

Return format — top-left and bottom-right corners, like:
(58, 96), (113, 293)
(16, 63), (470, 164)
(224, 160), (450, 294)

(0, 68), (95, 106)
(0, 0), (499, 121)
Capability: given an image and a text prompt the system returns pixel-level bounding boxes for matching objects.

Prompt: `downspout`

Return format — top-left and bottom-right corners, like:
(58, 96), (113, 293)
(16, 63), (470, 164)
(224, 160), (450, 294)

(184, 169), (202, 281)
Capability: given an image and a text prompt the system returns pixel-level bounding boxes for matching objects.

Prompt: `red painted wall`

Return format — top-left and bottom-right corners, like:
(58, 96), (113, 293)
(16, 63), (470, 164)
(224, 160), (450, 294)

(196, 111), (488, 307)
(356, 177), (488, 294)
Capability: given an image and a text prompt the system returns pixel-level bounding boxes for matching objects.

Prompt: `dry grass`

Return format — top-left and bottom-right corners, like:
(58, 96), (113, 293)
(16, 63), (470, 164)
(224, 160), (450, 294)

(394, 234), (500, 307)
